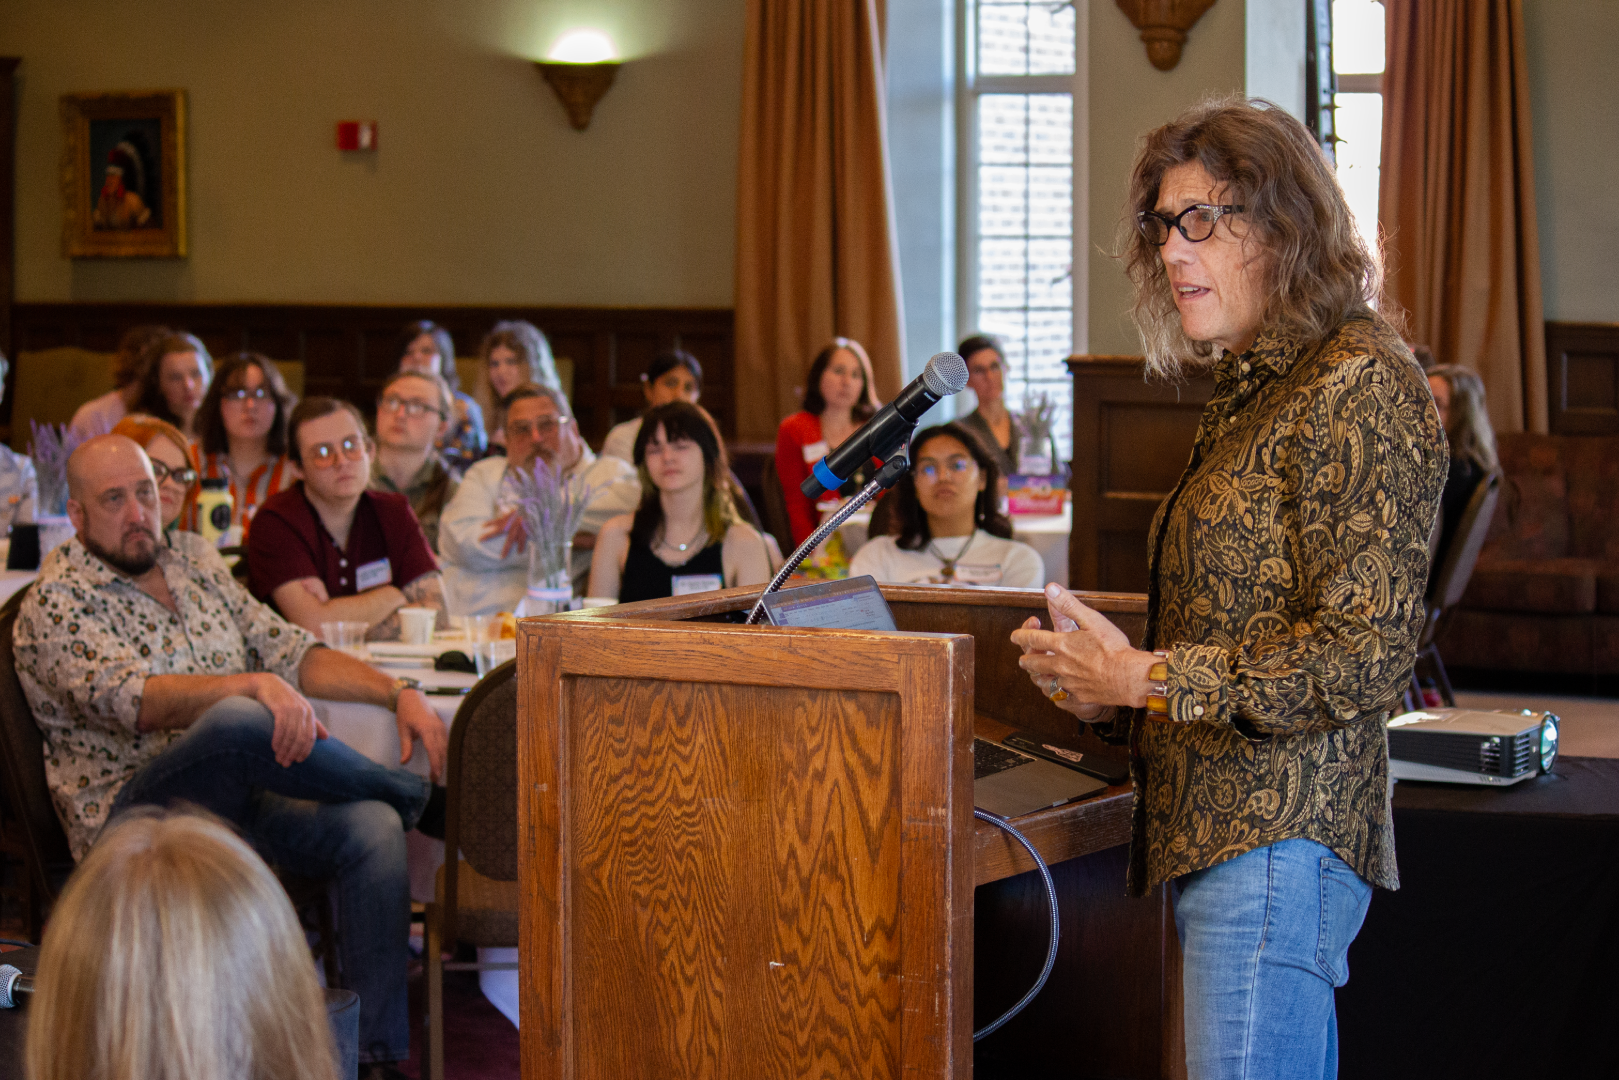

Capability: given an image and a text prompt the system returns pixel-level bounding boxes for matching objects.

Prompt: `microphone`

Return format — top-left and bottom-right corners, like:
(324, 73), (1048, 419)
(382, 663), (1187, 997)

(801, 351), (970, 499)
(0, 964), (33, 1008)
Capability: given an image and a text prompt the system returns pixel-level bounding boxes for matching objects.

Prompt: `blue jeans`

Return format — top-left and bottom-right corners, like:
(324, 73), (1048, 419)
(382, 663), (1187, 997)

(110, 696), (430, 1064)
(1172, 838), (1374, 1080)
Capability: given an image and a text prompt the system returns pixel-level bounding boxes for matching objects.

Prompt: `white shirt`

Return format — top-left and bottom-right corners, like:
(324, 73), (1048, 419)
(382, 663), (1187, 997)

(600, 418), (642, 465)
(438, 448), (640, 616)
(69, 389), (128, 440)
(848, 530), (1045, 589)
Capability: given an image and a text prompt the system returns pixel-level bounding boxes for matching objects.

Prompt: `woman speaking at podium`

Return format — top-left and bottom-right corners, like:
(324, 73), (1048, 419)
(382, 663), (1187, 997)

(1011, 97), (1445, 1080)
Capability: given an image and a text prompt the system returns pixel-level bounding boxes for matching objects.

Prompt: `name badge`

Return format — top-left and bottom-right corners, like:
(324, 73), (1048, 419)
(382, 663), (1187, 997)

(355, 557), (392, 592)
(952, 563), (1004, 586)
(801, 440), (830, 463)
(671, 573), (723, 596)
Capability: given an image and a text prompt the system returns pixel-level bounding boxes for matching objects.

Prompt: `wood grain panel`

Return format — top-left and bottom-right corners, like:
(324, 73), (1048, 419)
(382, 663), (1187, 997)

(7, 301), (734, 445)
(566, 678), (904, 1079)
(1547, 321), (1619, 435)
(522, 604), (975, 1080)
(1068, 356), (1213, 592)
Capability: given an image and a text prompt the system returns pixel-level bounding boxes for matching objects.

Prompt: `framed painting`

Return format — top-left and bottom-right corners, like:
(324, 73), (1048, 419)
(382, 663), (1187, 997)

(60, 89), (186, 258)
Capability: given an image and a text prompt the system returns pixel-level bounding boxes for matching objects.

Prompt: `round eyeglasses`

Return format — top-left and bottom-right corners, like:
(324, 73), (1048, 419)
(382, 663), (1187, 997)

(306, 436), (368, 468)
(223, 386), (272, 405)
(916, 457), (976, 483)
(1136, 203), (1246, 246)
(150, 460), (198, 486)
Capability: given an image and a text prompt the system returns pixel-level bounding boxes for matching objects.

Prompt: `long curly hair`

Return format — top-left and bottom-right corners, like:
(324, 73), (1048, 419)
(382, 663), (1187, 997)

(1121, 95), (1388, 380)
(890, 423), (1014, 551)
(1428, 364), (1498, 472)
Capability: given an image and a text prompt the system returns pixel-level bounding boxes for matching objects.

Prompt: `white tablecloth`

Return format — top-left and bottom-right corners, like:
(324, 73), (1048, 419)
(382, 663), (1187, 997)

(315, 666), (477, 903)
(837, 504), (1072, 587)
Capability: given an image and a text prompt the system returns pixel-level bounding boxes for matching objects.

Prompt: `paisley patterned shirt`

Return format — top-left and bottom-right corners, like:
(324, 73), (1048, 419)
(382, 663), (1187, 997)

(14, 530), (317, 859)
(1100, 311), (1445, 896)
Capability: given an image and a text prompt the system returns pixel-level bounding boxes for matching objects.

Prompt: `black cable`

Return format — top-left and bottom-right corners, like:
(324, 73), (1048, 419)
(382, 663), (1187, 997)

(972, 808), (1060, 1042)
(0, 939), (33, 949)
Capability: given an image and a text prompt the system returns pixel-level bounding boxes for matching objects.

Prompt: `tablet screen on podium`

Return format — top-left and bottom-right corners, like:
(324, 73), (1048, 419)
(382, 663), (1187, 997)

(760, 575), (899, 631)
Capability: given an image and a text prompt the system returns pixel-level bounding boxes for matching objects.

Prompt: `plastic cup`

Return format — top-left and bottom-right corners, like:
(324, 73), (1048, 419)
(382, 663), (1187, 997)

(473, 639), (516, 677)
(319, 620), (371, 659)
(457, 614), (496, 644)
(397, 607), (436, 645)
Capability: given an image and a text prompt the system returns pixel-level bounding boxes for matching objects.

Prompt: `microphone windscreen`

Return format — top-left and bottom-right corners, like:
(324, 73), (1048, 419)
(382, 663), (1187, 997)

(922, 351), (969, 397)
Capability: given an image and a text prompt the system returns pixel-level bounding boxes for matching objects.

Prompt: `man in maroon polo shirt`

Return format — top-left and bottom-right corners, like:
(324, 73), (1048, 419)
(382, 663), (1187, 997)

(247, 396), (449, 640)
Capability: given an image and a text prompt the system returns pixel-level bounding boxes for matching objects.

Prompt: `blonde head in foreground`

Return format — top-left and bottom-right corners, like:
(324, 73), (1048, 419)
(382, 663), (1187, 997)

(26, 809), (338, 1080)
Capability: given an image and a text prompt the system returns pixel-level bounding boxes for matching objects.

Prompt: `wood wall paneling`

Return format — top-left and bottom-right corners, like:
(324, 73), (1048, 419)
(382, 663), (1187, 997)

(1, 60), (19, 381)
(1546, 321), (1619, 434)
(1068, 356), (1212, 592)
(6, 302), (735, 446)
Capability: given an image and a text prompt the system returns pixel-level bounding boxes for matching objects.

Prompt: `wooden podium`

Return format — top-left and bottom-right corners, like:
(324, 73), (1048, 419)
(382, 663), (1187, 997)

(517, 584), (1175, 1080)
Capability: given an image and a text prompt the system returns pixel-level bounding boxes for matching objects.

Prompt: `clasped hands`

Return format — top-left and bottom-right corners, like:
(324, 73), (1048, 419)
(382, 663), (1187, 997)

(1010, 583), (1160, 722)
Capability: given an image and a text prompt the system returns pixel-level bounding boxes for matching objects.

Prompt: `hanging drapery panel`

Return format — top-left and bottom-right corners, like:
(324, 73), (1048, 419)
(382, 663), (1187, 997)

(1379, 0), (1547, 433)
(734, 0), (906, 440)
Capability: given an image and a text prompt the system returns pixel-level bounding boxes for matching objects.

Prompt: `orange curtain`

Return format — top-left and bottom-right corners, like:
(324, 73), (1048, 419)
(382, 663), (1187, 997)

(1379, 0), (1546, 434)
(733, 0), (907, 441)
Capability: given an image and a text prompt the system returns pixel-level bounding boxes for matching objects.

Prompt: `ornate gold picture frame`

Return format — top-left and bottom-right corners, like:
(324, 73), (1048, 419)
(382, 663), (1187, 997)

(60, 89), (186, 258)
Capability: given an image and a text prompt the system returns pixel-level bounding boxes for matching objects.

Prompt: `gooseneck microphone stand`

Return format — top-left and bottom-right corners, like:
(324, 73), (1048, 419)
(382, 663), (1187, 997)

(745, 454), (911, 625)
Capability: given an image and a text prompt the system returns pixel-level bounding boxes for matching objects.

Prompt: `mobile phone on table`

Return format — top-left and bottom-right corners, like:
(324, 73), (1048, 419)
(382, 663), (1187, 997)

(1003, 730), (1131, 784)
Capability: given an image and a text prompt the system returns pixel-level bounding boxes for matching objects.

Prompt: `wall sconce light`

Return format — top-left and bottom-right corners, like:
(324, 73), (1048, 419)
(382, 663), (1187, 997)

(1115, 0), (1218, 71)
(536, 30), (620, 131)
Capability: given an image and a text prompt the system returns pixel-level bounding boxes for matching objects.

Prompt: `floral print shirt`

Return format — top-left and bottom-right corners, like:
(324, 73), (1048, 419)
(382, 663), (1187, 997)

(14, 530), (317, 859)
(1097, 311), (1446, 896)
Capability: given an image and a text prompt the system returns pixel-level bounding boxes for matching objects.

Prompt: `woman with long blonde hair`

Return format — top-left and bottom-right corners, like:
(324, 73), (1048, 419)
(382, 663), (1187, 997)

(27, 809), (340, 1080)
(1425, 363), (1498, 585)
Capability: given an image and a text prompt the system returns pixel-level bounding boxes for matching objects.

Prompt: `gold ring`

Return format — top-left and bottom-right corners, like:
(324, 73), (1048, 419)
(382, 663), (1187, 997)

(1046, 677), (1068, 702)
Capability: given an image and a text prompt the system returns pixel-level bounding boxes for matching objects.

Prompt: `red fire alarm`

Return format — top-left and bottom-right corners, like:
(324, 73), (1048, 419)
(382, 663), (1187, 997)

(336, 121), (378, 151)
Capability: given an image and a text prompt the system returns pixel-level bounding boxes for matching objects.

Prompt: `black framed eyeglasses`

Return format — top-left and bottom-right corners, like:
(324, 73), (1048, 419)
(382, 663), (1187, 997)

(1136, 203), (1246, 245)
(150, 461), (198, 486)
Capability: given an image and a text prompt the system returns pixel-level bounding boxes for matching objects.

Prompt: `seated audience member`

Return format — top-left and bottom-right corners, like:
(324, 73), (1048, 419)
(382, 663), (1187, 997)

(478, 320), (562, 449)
(1427, 363), (1499, 590)
(14, 434), (447, 1075)
(849, 422), (1044, 588)
(250, 397), (447, 641)
(398, 320), (486, 468)
(0, 350), (39, 529)
(370, 370), (461, 550)
(589, 402), (773, 602)
(68, 323), (170, 439)
(775, 337), (883, 546)
(111, 414), (198, 533)
(439, 383), (639, 615)
(600, 348), (704, 464)
(193, 351), (299, 541)
(132, 331), (212, 443)
(26, 809), (341, 1080)
(955, 333), (1020, 478)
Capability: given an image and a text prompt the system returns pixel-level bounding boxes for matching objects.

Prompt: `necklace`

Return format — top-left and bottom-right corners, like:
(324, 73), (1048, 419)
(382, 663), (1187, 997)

(658, 524), (706, 554)
(926, 532), (977, 581)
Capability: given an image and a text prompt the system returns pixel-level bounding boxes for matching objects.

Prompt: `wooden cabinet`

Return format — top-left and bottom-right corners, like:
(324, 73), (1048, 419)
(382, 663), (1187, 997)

(1066, 356), (1212, 593)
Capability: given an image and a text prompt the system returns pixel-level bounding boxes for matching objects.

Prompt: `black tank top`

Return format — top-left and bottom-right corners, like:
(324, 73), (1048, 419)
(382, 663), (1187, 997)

(620, 538), (726, 603)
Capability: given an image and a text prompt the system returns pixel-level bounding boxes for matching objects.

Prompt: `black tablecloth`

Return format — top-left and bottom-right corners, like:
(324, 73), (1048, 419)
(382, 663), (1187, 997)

(1338, 757), (1619, 1080)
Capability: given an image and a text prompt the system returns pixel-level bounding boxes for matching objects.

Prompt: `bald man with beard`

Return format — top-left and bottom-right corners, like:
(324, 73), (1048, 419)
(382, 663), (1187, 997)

(13, 435), (448, 1074)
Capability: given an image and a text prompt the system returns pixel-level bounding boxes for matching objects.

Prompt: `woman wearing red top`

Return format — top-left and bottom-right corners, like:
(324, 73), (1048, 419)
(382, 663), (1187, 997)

(190, 352), (299, 541)
(774, 337), (882, 546)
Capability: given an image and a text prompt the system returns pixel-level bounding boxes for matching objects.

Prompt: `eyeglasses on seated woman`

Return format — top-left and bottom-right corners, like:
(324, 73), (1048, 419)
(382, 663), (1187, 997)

(848, 421), (1045, 589)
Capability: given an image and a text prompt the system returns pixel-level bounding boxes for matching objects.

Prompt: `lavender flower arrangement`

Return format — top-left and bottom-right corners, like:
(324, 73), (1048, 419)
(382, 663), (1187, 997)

(1014, 391), (1058, 474)
(503, 456), (595, 586)
(29, 421), (89, 516)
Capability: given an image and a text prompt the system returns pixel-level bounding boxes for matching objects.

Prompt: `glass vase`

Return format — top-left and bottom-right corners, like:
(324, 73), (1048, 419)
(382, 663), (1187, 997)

(520, 539), (574, 617)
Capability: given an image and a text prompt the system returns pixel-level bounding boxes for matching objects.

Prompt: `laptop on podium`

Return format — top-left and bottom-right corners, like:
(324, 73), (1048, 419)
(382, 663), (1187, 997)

(760, 577), (1107, 818)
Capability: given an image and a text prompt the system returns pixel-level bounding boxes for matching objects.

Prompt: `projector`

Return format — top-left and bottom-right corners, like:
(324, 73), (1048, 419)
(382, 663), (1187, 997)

(1386, 708), (1560, 786)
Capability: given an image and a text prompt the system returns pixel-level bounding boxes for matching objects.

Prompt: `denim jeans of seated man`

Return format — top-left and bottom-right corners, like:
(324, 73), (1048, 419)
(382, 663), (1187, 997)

(109, 695), (431, 1065)
(1172, 838), (1374, 1080)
